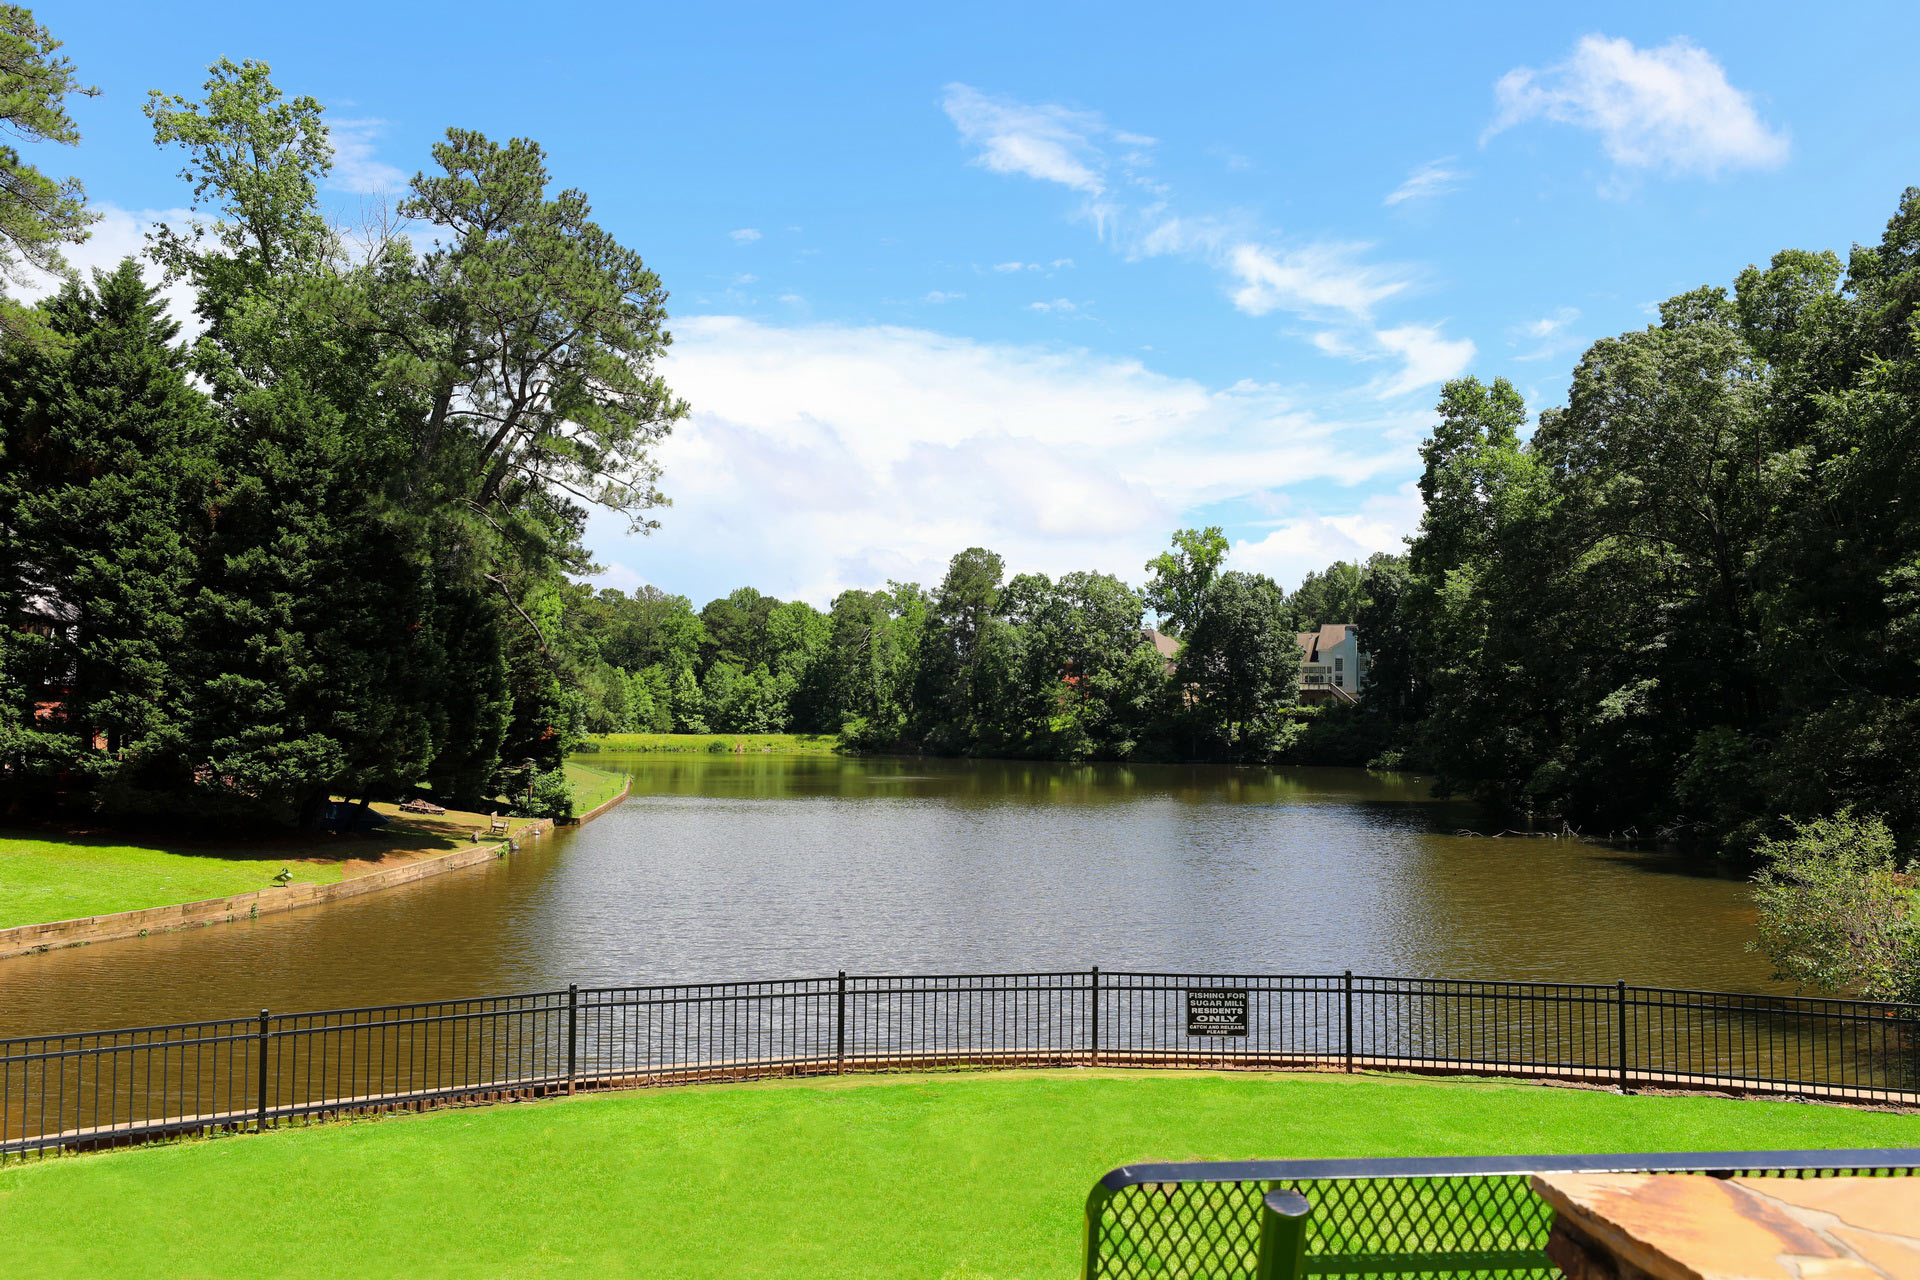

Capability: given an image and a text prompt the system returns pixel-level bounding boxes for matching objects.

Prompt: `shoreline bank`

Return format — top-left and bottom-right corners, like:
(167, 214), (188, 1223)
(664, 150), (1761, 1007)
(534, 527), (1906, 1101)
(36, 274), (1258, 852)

(0, 774), (632, 961)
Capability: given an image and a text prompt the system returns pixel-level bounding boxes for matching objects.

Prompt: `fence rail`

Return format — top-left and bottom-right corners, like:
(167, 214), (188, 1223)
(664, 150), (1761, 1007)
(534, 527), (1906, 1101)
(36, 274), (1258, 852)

(4, 969), (1916, 1160)
(1082, 1148), (1920, 1280)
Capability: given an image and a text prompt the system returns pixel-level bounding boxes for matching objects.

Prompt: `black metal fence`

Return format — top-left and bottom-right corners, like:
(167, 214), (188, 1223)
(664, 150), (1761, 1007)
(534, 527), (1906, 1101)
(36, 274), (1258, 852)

(1081, 1148), (1920, 1280)
(4, 970), (1916, 1160)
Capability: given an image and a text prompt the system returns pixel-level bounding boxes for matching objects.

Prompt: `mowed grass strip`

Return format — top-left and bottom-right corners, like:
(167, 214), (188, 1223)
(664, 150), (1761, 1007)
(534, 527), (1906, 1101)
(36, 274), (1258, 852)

(561, 760), (629, 813)
(3, 1069), (1916, 1279)
(587, 731), (841, 754)
(0, 833), (349, 929)
(0, 768), (622, 930)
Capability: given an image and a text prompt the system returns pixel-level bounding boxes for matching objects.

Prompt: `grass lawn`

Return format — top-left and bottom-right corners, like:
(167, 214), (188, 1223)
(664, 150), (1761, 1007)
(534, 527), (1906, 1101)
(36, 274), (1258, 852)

(0, 768), (624, 930)
(561, 760), (628, 814)
(586, 731), (841, 754)
(2, 1069), (1915, 1279)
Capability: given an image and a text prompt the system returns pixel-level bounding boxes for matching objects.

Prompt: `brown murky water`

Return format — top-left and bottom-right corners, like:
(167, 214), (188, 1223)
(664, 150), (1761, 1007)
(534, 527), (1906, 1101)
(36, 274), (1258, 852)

(0, 755), (1771, 1037)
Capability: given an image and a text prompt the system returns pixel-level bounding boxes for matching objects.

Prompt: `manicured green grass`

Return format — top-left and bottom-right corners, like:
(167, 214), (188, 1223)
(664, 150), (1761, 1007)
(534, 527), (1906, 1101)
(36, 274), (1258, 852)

(0, 834), (347, 928)
(2, 1069), (1914, 1279)
(561, 760), (628, 813)
(0, 767), (620, 930)
(586, 731), (842, 754)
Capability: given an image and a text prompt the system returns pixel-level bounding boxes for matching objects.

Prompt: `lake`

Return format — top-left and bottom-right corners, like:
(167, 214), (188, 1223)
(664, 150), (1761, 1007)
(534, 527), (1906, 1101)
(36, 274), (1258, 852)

(0, 754), (1772, 1037)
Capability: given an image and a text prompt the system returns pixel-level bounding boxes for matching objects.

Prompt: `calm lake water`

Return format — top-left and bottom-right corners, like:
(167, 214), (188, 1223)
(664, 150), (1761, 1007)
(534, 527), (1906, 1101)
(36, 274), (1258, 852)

(0, 754), (1772, 1036)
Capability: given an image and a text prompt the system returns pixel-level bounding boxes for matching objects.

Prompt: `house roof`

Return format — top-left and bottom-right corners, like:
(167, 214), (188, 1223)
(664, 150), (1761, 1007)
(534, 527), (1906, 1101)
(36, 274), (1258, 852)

(1296, 623), (1353, 661)
(1141, 628), (1180, 660)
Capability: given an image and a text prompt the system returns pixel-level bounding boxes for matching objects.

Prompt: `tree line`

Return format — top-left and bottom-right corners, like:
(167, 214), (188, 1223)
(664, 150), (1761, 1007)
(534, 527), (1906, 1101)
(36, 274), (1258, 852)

(553, 537), (1379, 765)
(1362, 190), (1920, 864)
(1, 30), (684, 823)
(5, 4), (1919, 928)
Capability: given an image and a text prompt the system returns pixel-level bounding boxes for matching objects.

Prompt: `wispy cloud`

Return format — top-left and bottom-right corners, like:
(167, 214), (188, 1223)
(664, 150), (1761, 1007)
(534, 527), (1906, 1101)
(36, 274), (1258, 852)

(1228, 242), (1410, 320)
(1509, 306), (1583, 361)
(940, 83), (1115, 195)
(924, 290), (964, 303)
(1371, 324), (1476, 398)
(1384, 157), (1466, 206)
(730, 227), (762, 243)
(327, 118), (408, 194)
(1486, 35), (1789, 177)
(1027, 298), (1077, 313)
(943, 84), (1421, 335)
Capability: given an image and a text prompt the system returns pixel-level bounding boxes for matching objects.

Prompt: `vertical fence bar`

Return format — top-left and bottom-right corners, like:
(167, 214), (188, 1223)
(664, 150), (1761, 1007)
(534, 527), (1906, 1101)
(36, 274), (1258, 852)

(835, 971), (847, 1074)
(1342, 971), (1354, 1073)
(255, 1010), (270, 1132)
(566, 984), (579, 1095)
(1616, 980), (1630, 1092)
(1090, 966), (1101, 1068)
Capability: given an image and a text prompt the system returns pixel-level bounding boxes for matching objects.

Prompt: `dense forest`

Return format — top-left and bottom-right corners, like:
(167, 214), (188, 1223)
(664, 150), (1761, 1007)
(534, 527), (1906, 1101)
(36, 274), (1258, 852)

(1, 40), (685, 823)
(4, 13), (1919, 893)
(558, 538), (1369, 763)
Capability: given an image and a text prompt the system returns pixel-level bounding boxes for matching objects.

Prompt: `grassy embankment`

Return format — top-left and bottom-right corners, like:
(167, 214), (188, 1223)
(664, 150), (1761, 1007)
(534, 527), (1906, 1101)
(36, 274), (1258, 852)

(2, 1069), (1915, 1278)
(587, 731), (840, 754)
(0, 762), (628, 930)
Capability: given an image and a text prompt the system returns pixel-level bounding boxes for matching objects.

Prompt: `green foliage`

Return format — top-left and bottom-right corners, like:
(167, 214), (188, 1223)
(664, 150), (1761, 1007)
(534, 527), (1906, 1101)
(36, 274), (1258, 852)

(1177, 570), (1298, 759)
(0, 260), (210, 803)
(1367, 188), (1920, 849)
(0, 6), (96, 291)
(0, 54), (684, 827)
(1750, 811), (1920, 1003)
(519, 766), (576, 820)
(1142, 525), (1227, 637)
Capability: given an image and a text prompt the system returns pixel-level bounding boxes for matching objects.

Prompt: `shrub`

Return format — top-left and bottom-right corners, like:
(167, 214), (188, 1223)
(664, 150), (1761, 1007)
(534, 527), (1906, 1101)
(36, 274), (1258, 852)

(519, 767), (576, 821)
(1750, 810), (1920, 1003)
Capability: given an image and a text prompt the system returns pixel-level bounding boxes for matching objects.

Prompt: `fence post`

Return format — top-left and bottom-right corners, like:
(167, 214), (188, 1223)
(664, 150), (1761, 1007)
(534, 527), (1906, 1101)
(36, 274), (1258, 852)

(836, 971), (847, 1074)
(1342, 970), (1354, 1074)
(1616, 980), (1630, 1093)
(1090, 966), (1101, 1067)
(567, 983), (579, 1096)
(255, 1009), (270, 1132)
(1254, 1188), (1313, 1280)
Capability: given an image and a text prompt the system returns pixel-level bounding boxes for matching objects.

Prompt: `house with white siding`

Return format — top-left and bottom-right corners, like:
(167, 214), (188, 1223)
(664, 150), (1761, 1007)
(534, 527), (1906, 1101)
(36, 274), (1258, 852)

(1296, 623), (1367, 704)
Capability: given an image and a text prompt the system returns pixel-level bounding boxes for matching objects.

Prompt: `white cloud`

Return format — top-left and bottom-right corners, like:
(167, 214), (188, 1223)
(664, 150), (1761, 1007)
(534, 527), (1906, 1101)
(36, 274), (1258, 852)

(941, 83), (1114, 194)
(1519, 307), (1579, 340)
(1510, 306), (1583, 362)
(10, 203), (200, 331)
(942, 87), (1417, 332)
(1026, 298), (1077, 313)
(1385, 157), (1466, 205)
(1228, 242), (1410, 320)
(591, 316), (1410, 604)
(992, 261), (1031, 273)
(1231, 485), (1422, 589)
(1371, 324), (1476, 398)
(327, 118), (408, 195)
(730, 228), (762, 243)
(923, 290), (964, 303)
(1487, 35), (1789, 176)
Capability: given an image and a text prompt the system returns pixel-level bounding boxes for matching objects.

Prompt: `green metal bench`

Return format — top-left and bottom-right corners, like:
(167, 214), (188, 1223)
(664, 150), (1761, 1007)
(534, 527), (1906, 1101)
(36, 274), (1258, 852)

(1082, 1149), (1920, 1280)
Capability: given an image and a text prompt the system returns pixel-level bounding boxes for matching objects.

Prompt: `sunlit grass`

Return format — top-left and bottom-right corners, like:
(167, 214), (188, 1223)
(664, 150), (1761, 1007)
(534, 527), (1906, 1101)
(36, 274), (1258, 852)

(587, 731), (841, 754)
(0, 767), (618, 930)
(2, 1069), (1914, 1279)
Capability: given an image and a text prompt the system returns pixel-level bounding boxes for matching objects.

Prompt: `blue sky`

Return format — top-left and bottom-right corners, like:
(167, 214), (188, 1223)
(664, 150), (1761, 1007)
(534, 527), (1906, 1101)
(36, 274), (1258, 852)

(30, 2), (1920, 606)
